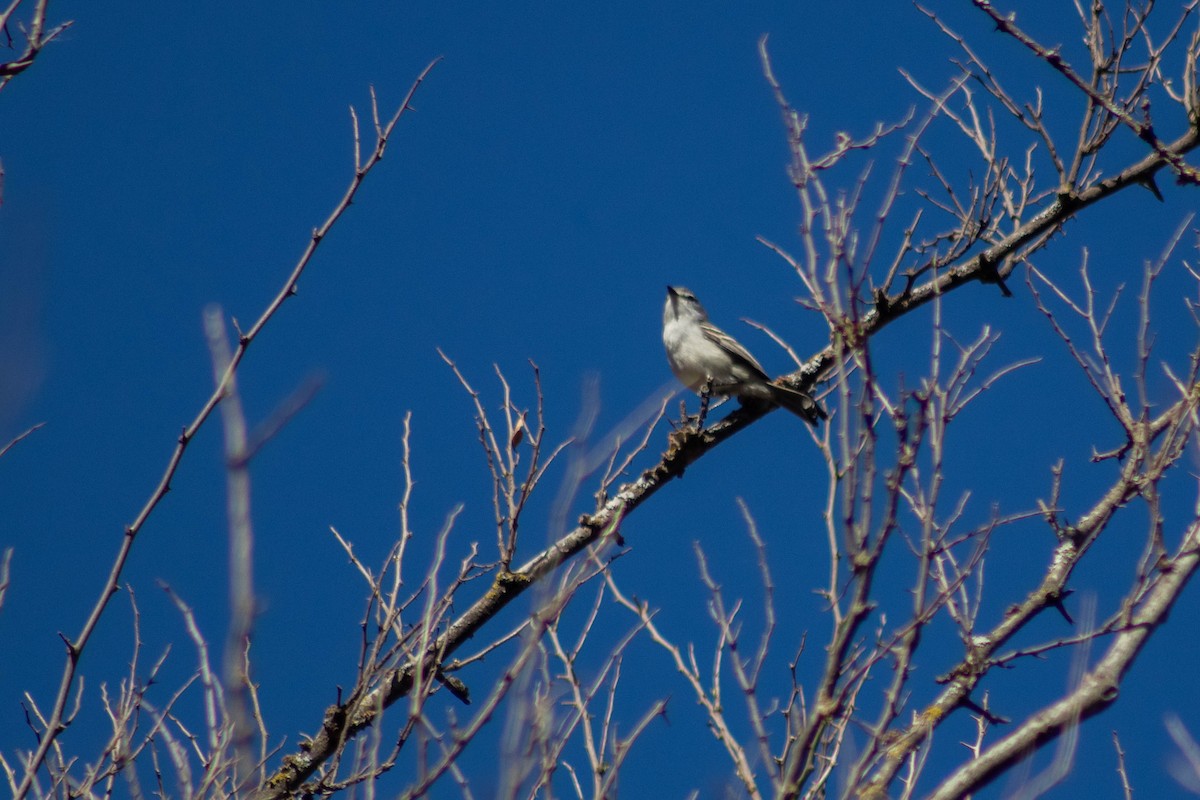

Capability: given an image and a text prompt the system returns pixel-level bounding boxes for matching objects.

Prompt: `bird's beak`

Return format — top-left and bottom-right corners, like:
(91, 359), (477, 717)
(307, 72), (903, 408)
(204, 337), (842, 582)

(666, 285), (677, 297)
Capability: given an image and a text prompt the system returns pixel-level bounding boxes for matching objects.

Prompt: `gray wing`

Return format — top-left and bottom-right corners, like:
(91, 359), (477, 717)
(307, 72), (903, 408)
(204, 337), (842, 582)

(700, 321), (770, 380)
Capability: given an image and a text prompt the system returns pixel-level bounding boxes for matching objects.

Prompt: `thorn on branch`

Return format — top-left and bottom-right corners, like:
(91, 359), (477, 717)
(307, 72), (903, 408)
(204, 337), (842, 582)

(1138, 173), (1165, 202)
(1047, 589), (1075, 625)
(977, 253), (1013, 297)
(1136, 123), (1158, 146)
(873, 287), (891, 315)
(960, 694), (1009, 725)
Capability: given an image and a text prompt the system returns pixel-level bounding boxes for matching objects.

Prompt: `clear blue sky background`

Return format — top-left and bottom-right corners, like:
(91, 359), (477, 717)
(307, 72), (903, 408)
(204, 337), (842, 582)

(2, 2), (1198, 797)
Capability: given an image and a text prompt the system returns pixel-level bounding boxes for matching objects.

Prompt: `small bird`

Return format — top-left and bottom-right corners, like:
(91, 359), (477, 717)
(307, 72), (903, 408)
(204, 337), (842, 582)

(662, 285), (825, 425)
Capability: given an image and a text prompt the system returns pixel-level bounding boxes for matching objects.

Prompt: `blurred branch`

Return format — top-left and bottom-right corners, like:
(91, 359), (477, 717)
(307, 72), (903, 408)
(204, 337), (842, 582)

(250, 4), (1200, 786)
(854, 252), (1200, 795)
(926, 518), (1200, 798)
(203, 306), (259, 791)
(14, 0), (1198, 795)
(0, 548), (11, 614)
(11, 59), (441, 800)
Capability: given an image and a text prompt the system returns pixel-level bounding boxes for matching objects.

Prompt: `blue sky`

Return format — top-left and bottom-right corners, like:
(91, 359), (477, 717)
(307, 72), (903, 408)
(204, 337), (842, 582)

(2, 2), (1199, 797)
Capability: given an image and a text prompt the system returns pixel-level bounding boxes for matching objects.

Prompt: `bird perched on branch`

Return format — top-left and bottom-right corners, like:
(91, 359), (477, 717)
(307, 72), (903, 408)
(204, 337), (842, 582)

(662, 285), (825, 425)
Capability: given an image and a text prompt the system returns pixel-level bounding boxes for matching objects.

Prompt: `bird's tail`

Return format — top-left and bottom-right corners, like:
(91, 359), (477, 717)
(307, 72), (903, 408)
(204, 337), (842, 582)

(766, 383), (827, 426)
